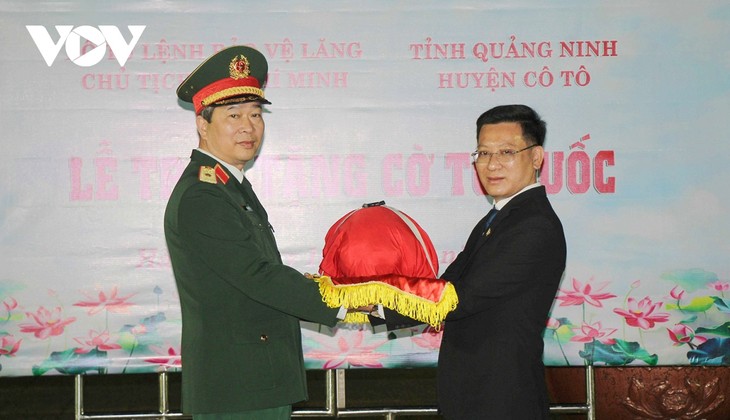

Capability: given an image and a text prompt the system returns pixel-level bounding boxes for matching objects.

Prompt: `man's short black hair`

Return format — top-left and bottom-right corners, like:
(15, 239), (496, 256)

(476, 104), (547, 146)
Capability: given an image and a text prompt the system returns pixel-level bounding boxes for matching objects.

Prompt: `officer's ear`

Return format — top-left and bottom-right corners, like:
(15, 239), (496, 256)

(196, 114), (209, 141)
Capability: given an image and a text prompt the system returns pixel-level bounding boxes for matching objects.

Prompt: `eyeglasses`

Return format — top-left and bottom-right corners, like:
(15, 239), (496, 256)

(470, 144), (538, 164)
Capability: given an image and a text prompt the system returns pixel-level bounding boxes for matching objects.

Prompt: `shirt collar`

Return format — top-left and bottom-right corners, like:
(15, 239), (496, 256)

(196, 148), (245, 184)
(493, 182), (541, 210)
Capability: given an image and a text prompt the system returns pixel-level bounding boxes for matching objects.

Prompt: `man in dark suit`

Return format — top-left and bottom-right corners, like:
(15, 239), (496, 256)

(165, 46), (342, 419)
(436, 105), (567, 419)
(366, 105), (566, 417)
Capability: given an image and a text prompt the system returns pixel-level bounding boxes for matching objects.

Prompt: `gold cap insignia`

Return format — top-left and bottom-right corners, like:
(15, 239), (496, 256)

(199, 166), (217, 184)
(229, 54), (250, 80)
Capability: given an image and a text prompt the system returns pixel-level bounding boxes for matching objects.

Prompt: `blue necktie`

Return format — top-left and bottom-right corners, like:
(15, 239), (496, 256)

(483, 207), (498, 236)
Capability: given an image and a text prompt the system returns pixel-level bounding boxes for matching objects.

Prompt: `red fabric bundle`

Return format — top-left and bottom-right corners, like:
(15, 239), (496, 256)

(320, 203), (439, 280)
(315, 202), (457, 327)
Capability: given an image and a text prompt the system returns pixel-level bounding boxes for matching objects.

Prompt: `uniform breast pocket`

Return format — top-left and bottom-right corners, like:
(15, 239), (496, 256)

(239, 210), (280, 260)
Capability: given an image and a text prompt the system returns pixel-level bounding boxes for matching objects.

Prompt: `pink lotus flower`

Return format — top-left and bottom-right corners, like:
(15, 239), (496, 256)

(2, 297), (18, 321)
(129, 323), (148, 337)
(556, 278), (617, 307)
(707, 281), (730, 292)
(667, 324), (693, 346)
(144, 345), (182, 368)
(666, 324), (707, 347)
(570, 322), (617, 344)
(305, 329), (388, 369)
(73, 330), (122, 354)
(546, 318), (561, 330)
(73, 286), (135, 315)
(19, 306), (76, 339)
(669, 286), (685, 300)
(613, 297), (670, 330)
(411, 326), (443, 350)
(2, 297), (18, 313)
(0, 334), (22, 356)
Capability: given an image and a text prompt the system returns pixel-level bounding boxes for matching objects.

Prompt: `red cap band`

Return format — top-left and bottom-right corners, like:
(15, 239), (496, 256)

(192, 77), (264, 114)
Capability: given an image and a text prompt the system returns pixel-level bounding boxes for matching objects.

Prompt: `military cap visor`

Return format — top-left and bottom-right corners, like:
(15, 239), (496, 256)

(177, 45), (270, 114)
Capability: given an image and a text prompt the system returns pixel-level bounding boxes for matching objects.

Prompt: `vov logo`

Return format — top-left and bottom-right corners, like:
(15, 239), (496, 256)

(26, 25), (146, 67)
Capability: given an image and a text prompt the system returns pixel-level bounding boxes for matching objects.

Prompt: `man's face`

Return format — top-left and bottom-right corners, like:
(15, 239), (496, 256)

(196, 102), (265, 170)
(475, 122), (544, 202)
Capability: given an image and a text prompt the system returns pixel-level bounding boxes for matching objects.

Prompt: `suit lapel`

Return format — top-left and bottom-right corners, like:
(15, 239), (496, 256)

(463, 187), (545, 263)
(463, 209), (504, 261)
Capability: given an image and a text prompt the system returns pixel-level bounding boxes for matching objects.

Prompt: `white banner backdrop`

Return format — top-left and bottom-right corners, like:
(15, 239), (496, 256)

(1, 0), (729, 376)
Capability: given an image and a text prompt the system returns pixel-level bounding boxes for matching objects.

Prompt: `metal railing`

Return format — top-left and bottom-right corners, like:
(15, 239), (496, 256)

(74, 366), (595, 419)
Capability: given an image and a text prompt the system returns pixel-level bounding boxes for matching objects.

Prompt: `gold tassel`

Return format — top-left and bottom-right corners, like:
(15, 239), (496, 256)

(313, 275), (458, 328)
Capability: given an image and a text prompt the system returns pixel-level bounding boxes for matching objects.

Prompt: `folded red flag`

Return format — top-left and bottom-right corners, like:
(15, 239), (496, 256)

(315, 202), (457, 327)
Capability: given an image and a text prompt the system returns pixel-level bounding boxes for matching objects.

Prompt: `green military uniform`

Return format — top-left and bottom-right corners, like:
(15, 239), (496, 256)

(165, 46), (340, 417)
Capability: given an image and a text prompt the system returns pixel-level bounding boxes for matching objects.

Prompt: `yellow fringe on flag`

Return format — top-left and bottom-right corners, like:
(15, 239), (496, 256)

(313, 275), (458, 328)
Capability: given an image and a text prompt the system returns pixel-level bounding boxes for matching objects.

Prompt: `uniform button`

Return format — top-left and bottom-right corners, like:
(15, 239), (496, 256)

(260, 334), (268, 342)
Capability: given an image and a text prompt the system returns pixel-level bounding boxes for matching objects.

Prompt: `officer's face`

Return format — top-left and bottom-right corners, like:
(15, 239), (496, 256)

(474, 122), (543, 202)
(196, 102), (265, 170)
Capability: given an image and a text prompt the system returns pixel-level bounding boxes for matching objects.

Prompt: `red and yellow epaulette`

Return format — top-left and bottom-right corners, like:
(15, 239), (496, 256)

(198, 163), (230, 184)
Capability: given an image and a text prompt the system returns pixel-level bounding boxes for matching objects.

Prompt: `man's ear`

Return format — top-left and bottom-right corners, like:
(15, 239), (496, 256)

(531, 145), (545, 170)
(195, 115), (208, 141)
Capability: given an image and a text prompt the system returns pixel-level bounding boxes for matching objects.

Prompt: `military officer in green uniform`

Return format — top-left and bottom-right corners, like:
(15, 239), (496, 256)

(165, 45), (342, 419)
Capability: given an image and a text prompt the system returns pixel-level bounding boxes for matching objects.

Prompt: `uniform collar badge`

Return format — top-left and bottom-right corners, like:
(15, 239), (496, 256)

(214, 163), (230, 184)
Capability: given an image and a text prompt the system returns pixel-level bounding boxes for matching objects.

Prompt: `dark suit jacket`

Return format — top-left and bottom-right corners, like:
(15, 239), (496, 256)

(437, 186), (566, 420)
(164, 150), (339, 414)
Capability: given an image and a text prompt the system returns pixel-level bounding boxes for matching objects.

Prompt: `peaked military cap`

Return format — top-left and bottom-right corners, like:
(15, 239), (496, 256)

(177, 45), (271, 114)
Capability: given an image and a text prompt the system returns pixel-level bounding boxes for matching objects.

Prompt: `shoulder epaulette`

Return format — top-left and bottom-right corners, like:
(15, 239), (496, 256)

(198, 163), (230, 185)
(198, 166), (216, 184)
